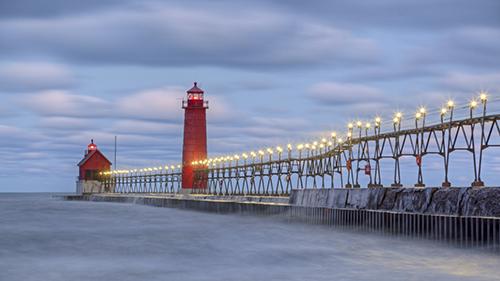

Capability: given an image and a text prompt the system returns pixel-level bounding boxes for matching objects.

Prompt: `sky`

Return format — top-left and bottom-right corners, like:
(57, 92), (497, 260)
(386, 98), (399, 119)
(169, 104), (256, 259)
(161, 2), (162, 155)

(0, 0), (499, 192)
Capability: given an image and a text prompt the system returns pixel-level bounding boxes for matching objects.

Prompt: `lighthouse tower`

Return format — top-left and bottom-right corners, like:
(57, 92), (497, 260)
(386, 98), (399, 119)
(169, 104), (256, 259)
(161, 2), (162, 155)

(181, 82), (208, 190)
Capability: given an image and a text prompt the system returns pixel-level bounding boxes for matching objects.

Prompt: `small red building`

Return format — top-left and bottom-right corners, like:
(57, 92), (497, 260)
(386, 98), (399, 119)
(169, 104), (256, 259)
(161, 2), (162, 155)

(77, 139), (112, 181)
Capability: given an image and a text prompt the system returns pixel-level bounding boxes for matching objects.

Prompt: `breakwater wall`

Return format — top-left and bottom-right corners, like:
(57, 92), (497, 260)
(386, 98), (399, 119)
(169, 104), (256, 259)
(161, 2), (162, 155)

(64, 191), (500, 248)
(289, 187), (500, 217)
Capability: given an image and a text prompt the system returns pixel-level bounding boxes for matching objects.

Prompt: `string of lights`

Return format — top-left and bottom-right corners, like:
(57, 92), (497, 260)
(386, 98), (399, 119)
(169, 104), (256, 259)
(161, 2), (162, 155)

(102, 91), (492, 176)
(190, 91), (492, 168)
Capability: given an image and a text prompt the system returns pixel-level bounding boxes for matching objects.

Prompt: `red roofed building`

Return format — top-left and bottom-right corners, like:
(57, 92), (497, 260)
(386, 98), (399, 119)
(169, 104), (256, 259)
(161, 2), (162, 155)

(76, 140), (112, 194)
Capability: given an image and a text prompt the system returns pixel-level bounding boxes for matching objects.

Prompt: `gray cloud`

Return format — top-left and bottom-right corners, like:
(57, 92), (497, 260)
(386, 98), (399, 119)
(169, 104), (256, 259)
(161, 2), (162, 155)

(0, 62), (75, 92)
(409, 27), (500, 69)
(308, 82), (385, 105)
(0, 4), (379, 69)
(1, 0), (499, 191)
(271, 0), (500, 30)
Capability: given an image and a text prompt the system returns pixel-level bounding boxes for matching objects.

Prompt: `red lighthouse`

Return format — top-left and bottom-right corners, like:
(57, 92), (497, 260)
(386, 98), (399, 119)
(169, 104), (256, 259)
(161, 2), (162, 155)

(182, 82), (208, 190)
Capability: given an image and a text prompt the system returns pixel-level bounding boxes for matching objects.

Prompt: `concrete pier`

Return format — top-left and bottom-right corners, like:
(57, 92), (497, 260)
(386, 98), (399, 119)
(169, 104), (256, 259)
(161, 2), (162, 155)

(63, 188), (500, 248)
(289, 187), (500, 217)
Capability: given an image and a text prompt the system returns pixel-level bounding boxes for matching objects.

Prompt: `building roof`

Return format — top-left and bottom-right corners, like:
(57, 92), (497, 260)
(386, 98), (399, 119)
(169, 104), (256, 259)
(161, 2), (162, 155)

(187, 82), (204, 94)
(77, 149), (112, 167)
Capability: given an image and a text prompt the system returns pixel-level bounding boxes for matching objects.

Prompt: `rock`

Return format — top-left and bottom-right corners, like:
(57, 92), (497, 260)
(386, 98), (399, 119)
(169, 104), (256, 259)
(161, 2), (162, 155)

(328, 189), (348, 208)
(426, 187), (461, 215)
(289, 187), (500, 217)
(393, 188), (437, 213)
(461, 187), (500, 217)
(346, 189), (370, 209)
(379, 188), (402, 210)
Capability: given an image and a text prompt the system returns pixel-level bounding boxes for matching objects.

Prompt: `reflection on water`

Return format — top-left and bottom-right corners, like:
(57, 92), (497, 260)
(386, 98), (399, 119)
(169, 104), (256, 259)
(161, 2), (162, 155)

(0, 193), (498, 281)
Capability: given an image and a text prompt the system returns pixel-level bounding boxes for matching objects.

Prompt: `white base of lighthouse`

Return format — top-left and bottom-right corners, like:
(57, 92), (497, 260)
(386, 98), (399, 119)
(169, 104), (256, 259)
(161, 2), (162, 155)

(76, 180), (108, 194)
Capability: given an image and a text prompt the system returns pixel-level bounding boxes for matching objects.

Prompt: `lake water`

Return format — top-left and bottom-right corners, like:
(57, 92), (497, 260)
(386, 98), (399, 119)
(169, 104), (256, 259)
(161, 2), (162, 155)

(0, 193), (498, 281)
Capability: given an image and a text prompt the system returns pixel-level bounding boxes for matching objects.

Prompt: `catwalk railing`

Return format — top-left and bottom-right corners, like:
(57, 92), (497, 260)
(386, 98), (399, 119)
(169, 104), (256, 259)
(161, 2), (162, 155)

(100, 97), (500, 195)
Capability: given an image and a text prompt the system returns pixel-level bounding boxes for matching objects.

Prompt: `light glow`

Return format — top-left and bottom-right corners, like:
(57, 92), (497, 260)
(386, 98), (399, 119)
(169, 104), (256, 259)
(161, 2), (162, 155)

(480, 92), (488, 102)
(470, 100), (478, 109)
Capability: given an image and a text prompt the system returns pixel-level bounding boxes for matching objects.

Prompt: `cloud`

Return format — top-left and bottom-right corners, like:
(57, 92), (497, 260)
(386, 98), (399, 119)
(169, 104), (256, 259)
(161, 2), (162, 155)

(0, 62), (74, 92)
(308, 82), (384, 105)
(116, 87), (184, 122)
(409, 27), (500, 69)
(19, 90), (110, 118)
(0, 4), (379, 69)
(439, 72), (500, 92)
(112, 120), (182, 136)
(38, 117), (96, 131)
(269, 0), (500, 30)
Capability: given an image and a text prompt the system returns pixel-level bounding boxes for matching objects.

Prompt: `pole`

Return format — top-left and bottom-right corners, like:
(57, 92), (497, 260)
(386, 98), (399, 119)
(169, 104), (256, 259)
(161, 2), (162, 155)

(114, 135), (117, 170)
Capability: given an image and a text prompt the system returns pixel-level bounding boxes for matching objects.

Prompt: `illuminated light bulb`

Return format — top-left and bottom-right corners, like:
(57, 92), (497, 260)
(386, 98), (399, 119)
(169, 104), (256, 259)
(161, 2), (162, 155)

(440, 108), (447, 115)
(415, 112), (422, 119)
(276, 146), (283, 152)
(229, 157), (234, 161)
(393, 117), (399, 124)
(356, 121), (362, 128)
(321, 138), (327, 143)
(170, 165), (175, 170)
(365, 123), (371, 129)
(347, 132), (352, 138)
(297, 144), (304, 150)
(266, 148), (273, 154)
(396, 112), (402, 119)
(331, 132), (337, 138)
(250, 151), (257, 157)
(348, 123), (353, 129)
(327, 141), (333, 146)
(258, 150), (265, 156)
(480, 92), (488, 102)
(319, 144), (325, 148)
(305, 143), (310, 149)
(470, 100), (478, 109)
(338, 138), (344, 144)
(242, 153), (248, 159)
(287, 144), (292, 150)
(311, 145), (317, 150)
(234, 155), (240, 160)
(447, 100), (454, 108)
(375, 117), (381, 124)
(177, 165), (181, 169)
(419, 107), (426, 114)
(313, 141), (318, 146)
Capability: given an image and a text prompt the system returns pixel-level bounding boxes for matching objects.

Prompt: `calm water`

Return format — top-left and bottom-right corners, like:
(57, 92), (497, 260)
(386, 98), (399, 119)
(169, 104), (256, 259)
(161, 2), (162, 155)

(0, 193), (499, 281)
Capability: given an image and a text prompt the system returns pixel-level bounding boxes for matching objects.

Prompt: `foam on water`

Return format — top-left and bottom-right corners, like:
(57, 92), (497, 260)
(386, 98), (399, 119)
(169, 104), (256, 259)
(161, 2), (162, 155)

(0, 193), (498, 281)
